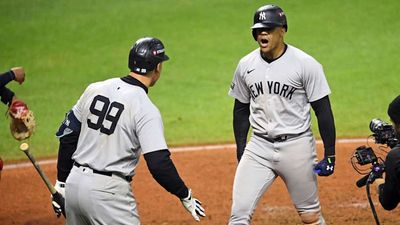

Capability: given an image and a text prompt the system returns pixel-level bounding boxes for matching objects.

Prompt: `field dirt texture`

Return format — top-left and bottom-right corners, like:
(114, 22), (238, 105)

(1, 141), (400, 225)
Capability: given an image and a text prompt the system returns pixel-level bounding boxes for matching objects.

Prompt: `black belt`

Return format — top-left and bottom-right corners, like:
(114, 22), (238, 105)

(265, 135), (289, 143)
(74, 162), (132, 182)
(254, 131), (307, 143)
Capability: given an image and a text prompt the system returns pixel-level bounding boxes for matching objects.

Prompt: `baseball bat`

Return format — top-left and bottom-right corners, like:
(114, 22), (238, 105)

(19, 143), (66, 218)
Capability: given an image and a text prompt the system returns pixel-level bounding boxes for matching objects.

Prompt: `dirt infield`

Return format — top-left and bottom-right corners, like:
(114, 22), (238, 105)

(1, 141), (400, 225)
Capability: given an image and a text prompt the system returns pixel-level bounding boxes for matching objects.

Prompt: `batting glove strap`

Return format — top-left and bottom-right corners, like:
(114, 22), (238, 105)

(180, 189), (206, 221)
(314, 156), (335, 176)
(54, 180), (66, 198)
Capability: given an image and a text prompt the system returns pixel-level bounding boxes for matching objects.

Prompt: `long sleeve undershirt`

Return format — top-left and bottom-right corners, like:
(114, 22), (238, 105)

(233, 95), (336, 161)
(233, 99), (250, 161)
(310, 95), (336, 157)
(0, 70), (15, 105)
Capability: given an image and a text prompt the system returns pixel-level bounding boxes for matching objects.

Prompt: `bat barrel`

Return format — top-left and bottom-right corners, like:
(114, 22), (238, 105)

(20, 143), (57, 194)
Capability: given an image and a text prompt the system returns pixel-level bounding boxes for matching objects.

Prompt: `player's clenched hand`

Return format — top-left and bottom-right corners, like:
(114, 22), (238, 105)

(10, 67), (25, 84)
(314, 156), (335, 176)
(180, 189), (205, 221)
(51, 180), (66, 217)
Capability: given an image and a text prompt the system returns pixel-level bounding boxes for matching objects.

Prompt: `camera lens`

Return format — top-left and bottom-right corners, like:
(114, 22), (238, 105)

(370, 118), (387, 132)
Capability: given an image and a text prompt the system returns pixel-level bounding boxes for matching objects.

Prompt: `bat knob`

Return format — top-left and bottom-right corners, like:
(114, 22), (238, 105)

(20, 143), (29, 151)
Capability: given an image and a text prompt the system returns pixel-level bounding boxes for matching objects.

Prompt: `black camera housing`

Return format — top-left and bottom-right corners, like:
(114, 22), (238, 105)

(354, 145), (385, 188)
(355, 146), (378, 165)
(370, 118), (399, 148)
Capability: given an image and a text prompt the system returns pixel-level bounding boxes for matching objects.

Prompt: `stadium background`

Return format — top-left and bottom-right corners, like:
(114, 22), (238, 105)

(1, 0), (400, 224)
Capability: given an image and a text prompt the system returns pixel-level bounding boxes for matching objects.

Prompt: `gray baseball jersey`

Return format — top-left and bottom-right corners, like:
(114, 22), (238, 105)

(71, 77), (167, 177)
(229, 44), (331, 139)
(228, 45), (331, 225)
(66, 77), (168, 225)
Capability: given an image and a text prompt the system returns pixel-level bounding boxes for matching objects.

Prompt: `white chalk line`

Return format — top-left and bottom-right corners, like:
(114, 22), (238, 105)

(3, 138), (367, 170)
(261, 202), (372, 213)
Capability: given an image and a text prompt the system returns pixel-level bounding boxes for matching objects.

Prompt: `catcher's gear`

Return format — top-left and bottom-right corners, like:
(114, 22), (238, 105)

(128, 37), (169, 75)
(51, 180), (66, 217)
(314, 156), (335, 176)
(180, 189), (205, 221)
(9, 100), (35, 141)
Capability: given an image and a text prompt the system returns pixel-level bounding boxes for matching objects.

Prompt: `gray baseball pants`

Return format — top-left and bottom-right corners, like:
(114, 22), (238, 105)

(229, 131), (326, 225)
(65, 165), (139, 225)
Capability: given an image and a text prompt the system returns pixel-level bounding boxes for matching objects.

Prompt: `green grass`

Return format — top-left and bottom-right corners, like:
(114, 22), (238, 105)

(1, 0), (399, 160)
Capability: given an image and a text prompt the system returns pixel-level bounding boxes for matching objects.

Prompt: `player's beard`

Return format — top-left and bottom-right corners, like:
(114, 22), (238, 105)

(256, 28), (285, 61)
(258, 37), (285, 61)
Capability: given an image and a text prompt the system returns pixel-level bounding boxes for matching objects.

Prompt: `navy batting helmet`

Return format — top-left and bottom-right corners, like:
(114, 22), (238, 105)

(251, 5), (287, 39)
(128, 37), (169, 75)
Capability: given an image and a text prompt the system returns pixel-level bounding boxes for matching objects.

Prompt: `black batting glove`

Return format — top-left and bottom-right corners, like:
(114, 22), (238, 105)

(51, 191), (66, 218)
(314, 156), (335, 176)
(51, 180), (66, 218)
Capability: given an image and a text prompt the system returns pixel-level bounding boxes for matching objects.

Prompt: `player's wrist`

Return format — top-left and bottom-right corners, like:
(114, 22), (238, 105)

(8, 70), (16, 80)
(55, 180), (65, 187)
(180, 188), (191, 200)
(326, 155), (335, 163)
(55, 180), (66, 197)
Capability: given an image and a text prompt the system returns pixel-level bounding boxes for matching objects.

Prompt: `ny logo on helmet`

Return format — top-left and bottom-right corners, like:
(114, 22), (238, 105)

(259, 12), (266, 20)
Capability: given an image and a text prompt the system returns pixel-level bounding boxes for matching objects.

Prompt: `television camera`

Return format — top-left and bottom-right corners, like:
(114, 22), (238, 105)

(351, 118), (399, 225)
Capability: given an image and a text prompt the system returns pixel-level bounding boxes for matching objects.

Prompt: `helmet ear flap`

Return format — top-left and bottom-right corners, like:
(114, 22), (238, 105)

(252, 29), (257, 41)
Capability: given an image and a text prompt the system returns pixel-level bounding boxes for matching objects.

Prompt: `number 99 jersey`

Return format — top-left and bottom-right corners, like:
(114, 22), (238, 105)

(71, 76), (168, 177)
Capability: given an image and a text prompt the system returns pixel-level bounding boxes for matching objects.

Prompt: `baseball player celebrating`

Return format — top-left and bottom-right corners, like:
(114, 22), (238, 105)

(228, 5), (336, 225)
(51, 37), (205, 224)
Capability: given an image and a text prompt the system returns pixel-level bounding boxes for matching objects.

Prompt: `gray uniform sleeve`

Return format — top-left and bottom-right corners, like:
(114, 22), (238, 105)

(303, 58), (331, 102)
(136, 109), (168, 154)
(72, 84), (94, 122)
(229, 62), (250, 104)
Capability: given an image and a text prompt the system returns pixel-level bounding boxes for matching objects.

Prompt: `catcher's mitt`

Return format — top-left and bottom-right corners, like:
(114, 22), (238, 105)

(9, 100), (36, 141)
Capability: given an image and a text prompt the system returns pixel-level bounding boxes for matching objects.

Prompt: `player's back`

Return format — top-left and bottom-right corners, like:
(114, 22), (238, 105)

(71, 77), (160, 176)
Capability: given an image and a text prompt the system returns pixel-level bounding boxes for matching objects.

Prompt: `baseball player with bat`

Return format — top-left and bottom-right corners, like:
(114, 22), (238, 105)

(228, 5), (336, 225)
(51, 37), (205, 224)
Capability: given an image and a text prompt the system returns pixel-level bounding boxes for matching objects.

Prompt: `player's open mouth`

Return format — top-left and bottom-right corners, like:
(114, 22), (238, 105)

(260, 38), (269, 47)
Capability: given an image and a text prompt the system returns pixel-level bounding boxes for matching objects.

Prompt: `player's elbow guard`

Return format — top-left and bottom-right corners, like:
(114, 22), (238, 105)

(56, 110), (81, 139)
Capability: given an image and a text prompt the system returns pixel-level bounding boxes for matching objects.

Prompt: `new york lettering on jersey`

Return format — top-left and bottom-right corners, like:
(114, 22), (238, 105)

(249, 80), (297, 101)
